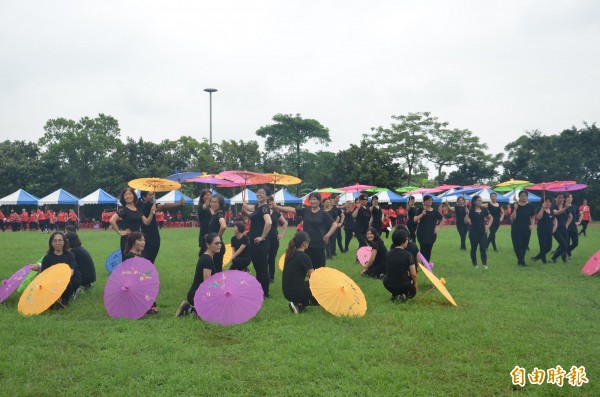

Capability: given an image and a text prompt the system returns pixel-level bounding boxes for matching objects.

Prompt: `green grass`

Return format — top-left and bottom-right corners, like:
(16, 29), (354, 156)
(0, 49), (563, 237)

(0, 225), (598, 396)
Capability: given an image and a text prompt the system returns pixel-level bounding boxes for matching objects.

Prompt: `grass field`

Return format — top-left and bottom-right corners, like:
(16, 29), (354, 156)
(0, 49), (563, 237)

(0, 225), (598, 396)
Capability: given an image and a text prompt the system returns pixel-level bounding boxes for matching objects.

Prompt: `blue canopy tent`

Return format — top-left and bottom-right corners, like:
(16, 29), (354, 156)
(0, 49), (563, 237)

(38, 189), (80, 205)
(273, 188), (302, 205)
(471, 189), (509, 203)
(156, 190), (194, 205)
(370, 189), (407, 204)
(229, 189), (258, 204)
(502, 190), (542, 203)
(404, 193), (442, 203)
(78, 188), (118, 205)
(193, 191), (231, 206)
(0, 189), (40, 205)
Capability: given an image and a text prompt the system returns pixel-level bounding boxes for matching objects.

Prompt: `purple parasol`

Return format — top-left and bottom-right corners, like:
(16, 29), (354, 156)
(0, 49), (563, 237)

(0, 265), (34, 303)
(103, 257), (159, 320)
(356, 246), (372, 267)
(194, 270), (264, 326)
(547, 183), (588, 192)
(418, 252), (434, 272)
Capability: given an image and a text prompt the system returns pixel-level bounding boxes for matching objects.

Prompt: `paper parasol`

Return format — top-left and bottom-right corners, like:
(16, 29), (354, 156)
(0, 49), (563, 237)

(278, 253), (286, 271)
(309, 267), (367, 317)
(222, 243), (233, 268)
(0, 265), (35, 303)
(582, 250), (600, 276)
(105, 249), (122, 273)
(417, 252), (434, 272)
(18, 264), (71, 316)
(264, 172), (302, 186)
(418, 263), (457, 307)
(194, 270), (264, 325)
(128, 177), (182, 192)
(356, 246), (372, 267)
(103, 257), (160, 320)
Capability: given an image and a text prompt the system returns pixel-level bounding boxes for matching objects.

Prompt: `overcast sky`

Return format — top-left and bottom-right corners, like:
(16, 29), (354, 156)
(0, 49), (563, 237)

(1, 1), (598, 162)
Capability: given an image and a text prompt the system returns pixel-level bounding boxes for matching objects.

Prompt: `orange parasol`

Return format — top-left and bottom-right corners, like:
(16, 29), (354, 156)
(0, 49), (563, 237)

(278, 253), (286, 271)
(128, 177), (182, 192)
(264, 172), (302, 186)
(418, 263), (457, 307)
(18, 264), (71, 316)
(309, 267), (367, 317)
(222, 243), (233, 268)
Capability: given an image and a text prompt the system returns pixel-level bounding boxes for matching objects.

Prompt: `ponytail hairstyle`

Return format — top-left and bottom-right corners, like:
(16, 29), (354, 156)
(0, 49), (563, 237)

(284, 231), (310, 263)
(390, 228), (408, 249)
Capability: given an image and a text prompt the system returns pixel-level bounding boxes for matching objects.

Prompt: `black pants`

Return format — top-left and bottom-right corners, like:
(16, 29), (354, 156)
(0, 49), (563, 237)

(268, 235), (279, 281)
(551, 227), (569, 262)
(354, 231), (368, 248)
(120, 236), (128, 261)
(335, 228), (343, 253)
(567, 227), (578, 256)
(536, 230), (552, 263)
(284, 280), (317, 307)
(456, 223), (468, 250)
(511, 225), (530, 265)
(487, 221), (500, 251)
(579, 220), (589, 236)
(364, 262), (386, 278)
(142, 236), (161, 264)
(469, 231), (487, 266)
(0, 219), (4, 231)
(383, 278), (416, 299)
(329, 230), (338, 256)
(306, 246), (326, 269)
(61, 270), (81, 305)
(419, 242), (434, 263)
(213, 243), (225, 273)
(230, 257), (251, 271)
(251, 240), (270, 297)
(407, 222), (417, 242)
(344, 229), (354, 251)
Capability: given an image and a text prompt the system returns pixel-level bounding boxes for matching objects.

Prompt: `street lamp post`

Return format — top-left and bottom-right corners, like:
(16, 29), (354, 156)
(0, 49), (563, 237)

(204, 88), (217, 155)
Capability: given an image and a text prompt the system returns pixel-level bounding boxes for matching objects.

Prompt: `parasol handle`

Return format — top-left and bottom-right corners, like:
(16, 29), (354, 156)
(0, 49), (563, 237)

(418, 285), (437, 300)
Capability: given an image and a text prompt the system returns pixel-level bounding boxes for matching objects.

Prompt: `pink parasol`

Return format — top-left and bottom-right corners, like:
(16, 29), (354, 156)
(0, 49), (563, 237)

(219, 170), (272, 186)
(427, 184), (462, 193)
(405, 187), (437, 195)
(0, 264), (35, 303)
(418, 252), (434, 272)
(356, 246), (372, 267)
(581, 250), (600, 276)
(547, 183), (587, 193)
(103, 257), (160, 320)
(461, 184), (492, 190)
(186, 174), (238, 186)
(194, 270), (264, 326)
(338, 183), (375, 193)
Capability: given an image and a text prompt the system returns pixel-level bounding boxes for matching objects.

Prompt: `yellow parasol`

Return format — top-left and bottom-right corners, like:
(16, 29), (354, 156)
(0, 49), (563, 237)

(278, 253), (286, 271)
(128, 177), (182, 192)
(221, 243), (233, 268)
(18, 264), (71, 316)
(309, 267), (367, 317)
(418, 263), (458, 307)
(264, 172), (302, 186)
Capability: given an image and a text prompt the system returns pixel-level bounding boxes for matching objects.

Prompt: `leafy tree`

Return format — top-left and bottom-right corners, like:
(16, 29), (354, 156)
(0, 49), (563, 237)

(256, 113), (331, 193)
(0, 140), (43, 197)
(369, 112), (443, 185)
(214, 139), (262, 172)
(446, 153), (503, 185)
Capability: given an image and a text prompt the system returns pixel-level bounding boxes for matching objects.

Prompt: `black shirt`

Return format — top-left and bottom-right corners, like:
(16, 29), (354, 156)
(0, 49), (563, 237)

(354, 206), (371, 234)
(566, 205), (580, 231)
(407, 207), (418, 226)
(139, 201), (159, 238)
(231, 234), (251, 259)
(469, 208), (489, 235)
(488, 204), (502, 224)
(371, 206), (383, 231)
(123, 251), (142, 260)
(416, 208), (443, 244)
(296, 208), (334, 249)
(343, 209), (355, 230)
(511, 203), (535, 227)
(551, 204), (568, 228)
(368, 239), (387, 269)
(385, 248), (415, 288)
(209, 210), (224, 234)
(198, 205), (212, 246)
(117, 207), (143, 232)
(537, 209), (555, 234)
(70, 246), (96, 285)
(187, 254), (216, 305)
(269, 210), (283, 237)
(282, 251), (313, 300)
(249, 204), (271, 240)
(41, 251), (78, 272)
(455, 205), (467, 226)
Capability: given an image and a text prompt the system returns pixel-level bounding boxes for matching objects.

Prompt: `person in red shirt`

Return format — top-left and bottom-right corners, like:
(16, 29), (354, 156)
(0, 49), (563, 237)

(57, 210), (68, 231)
(0, 209), (5, 231)
(101, 209), (110, 231)
(29, 211), (38, 231)
(155, 210), (165, 229)
(68, 209), (78, 229)
(20, 209), (29, 231)
(10, 209), (20, 231)
(37, 208), (47, 232)
(381, 213), (392, 238)
(578, 199), (592, 236)
(396, 206), (406, 225)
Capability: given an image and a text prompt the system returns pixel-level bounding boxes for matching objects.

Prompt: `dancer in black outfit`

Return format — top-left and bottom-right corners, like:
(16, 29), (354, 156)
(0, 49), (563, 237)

(362, 227), (387, 278)
(109, 187), (155, 261)
(414, 195), (443, 263)
(197, 189), (212, 250)
(267, 197), (288, 282)
(332, 195), (345, 254)
(510, 191), (536, 266)
(243, 186), (273, 298)
(230, 222), (252, 272)
(464, 195), (492, 269)
(275, 192), (336, 270)
(383, 229), (418, 303)
(532, 197), (556, 264)
(550, 193), (571, 263)
(325, 197), (341, 257)
(370, 196), (383, 233)
(486, 192), (504, 252)
(565, 194), (579, 258)
(352, 193), (371, 247)
(406, 196), (418, 242)
(343, 200), (355, 252)
(176, 232), (220, 317)
(65, 231), (96, 290)
(283, 231), (318, 314)
(446, 196), (468, 250)
(208, 194), (227, 273)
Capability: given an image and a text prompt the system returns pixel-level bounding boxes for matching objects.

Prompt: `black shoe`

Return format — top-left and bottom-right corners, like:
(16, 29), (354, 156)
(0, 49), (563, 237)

(176, 301), (192, 317)
(394, 294), (407, 303)
(270, 278), (274, 284)
(288, 302), (299, 315)
(518, 262), (526, 267)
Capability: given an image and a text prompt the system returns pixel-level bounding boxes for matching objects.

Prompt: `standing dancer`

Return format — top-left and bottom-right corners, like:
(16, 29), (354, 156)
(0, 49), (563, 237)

(406, 196), (418, 242)
(464, 195), (492, 269)
(342, 200), (355, 253)
(414, 195), (443, 263)
(323, 198), (335, 259)
(267, 196), (288, 283)
(352, 193), (371, 247)
(565, 194), (580, 258)
(532, 197), (556, 264)
(332, 195), (345, 254)
(486, 192), (504, 252)
(510, 191), (536, 266)
(446, 197), (468, 250)
(207, 194), (227, 273)
(109, 187), (156, 261)
(197, 189), (212, 251)
(550, 193), (571, 263)
(242, 186), (273, 298)
(370, 196), (383, 234)
(578, 199), (592, 236)
(274, 191), (336, 270)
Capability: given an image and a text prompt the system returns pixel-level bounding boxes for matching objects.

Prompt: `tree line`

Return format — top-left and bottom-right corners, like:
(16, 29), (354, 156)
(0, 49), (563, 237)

(1, 112), (598, 216)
